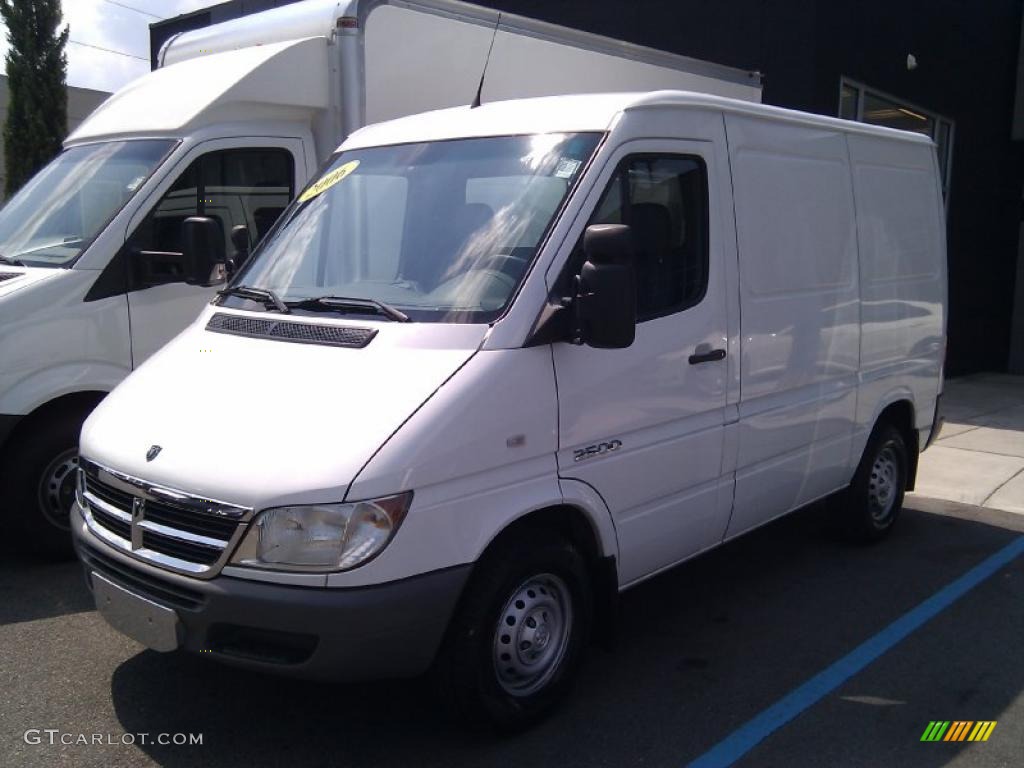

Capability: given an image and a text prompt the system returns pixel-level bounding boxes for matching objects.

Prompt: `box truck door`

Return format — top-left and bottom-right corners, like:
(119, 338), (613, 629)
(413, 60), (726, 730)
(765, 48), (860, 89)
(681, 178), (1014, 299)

(553, 139), (731, 586)
(121, 138), (305, 365)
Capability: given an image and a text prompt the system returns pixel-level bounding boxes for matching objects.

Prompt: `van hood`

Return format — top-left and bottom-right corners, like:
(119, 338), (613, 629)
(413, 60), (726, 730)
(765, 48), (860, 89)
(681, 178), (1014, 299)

(0, 266), (63, 299)
(80, 308), (486, 509)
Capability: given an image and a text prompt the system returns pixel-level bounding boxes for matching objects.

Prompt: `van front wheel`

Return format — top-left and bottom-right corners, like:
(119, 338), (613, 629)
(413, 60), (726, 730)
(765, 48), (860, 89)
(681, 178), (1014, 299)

(436, 529), (592, 732)
(842, 423), (908, 542)
(2, 416), (81, 559)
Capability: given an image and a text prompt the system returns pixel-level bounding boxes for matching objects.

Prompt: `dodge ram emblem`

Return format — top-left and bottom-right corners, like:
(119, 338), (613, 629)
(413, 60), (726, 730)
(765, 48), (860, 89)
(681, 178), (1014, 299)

(146, 445), (162, 462)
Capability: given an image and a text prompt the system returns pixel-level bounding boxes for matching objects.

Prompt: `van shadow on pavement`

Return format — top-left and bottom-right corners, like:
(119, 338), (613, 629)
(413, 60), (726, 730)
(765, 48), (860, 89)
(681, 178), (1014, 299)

(109, 497), (1024, 768)
(0, 545), (92, 626)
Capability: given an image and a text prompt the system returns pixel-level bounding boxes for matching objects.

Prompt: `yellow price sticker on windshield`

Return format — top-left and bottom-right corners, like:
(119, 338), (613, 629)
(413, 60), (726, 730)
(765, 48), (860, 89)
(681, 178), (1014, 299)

(298, 160), (360, 203)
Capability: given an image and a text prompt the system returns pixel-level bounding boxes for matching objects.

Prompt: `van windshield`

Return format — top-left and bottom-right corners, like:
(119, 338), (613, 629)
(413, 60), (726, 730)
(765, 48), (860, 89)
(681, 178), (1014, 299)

(225, 133), (601, 323)
(0, 139), (174, 268)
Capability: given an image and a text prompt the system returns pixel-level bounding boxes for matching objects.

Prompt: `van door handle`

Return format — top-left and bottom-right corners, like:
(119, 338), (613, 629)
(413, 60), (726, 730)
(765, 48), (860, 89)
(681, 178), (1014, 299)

(689, 345), (727, 365)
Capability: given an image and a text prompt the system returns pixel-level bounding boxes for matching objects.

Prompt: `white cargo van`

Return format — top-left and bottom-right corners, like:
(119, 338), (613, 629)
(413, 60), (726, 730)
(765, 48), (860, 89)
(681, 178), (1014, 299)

(0, 0), (759, 554)
(72, 91), (945, 730)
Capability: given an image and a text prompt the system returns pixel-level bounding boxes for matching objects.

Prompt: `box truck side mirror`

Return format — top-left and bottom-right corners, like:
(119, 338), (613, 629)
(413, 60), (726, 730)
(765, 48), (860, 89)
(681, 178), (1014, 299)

(574, 224), (637, 349)
(181, 216), (228, 287)
(131, 217), (227, 288)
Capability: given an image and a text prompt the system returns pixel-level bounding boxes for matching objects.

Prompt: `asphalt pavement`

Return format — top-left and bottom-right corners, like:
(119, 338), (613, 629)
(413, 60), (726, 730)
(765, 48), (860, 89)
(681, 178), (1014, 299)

(1, 495), (1022, 768)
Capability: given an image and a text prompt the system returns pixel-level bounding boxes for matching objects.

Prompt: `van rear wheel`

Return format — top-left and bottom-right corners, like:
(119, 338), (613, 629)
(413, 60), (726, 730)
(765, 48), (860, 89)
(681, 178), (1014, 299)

(841, 423), (908, 543)
(435, 528), (592, 732)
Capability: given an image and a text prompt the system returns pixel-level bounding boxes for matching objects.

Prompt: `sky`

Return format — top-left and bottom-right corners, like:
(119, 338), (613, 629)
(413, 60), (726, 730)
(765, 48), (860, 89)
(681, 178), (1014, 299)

(0, 0), (221, 93)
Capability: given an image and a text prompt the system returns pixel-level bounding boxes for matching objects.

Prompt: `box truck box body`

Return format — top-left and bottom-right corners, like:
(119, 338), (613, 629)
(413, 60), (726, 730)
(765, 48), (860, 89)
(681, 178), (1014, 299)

(72, 91), (946, 729)
(0, 0), (758, 554)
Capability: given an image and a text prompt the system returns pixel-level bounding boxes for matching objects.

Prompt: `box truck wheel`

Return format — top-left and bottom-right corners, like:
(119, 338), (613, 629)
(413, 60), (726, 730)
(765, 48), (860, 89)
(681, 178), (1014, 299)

(435, 528), (592, 731)
(2, 415), (82, 559)
(841, 423), (908, 543)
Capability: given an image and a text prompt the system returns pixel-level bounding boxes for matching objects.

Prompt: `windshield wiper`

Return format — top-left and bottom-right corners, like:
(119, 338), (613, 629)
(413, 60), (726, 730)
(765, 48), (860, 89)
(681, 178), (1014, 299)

(287, 295), (410, 323)
(0, 254), (25, 266)
(218, 285), (290, 313)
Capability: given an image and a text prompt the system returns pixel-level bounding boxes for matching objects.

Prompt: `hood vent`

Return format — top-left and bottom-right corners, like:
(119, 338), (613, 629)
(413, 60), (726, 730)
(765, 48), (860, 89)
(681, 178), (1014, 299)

(0, 272), (22, 283)
(206, 312), (377, 348)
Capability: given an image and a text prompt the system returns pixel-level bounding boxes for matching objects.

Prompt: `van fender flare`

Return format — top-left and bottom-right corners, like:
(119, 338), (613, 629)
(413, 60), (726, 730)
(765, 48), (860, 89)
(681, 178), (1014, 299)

(865, 388), (917, 435)
(556, 476), (620, 561)
(466, 476), (619, 566)
(853, 387), (919, 483)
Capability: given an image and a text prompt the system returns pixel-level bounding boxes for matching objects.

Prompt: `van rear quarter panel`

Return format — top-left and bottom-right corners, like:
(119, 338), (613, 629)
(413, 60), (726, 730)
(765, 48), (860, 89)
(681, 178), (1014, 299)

(847, 134), (945, 452)
(725, 114), (860, 536)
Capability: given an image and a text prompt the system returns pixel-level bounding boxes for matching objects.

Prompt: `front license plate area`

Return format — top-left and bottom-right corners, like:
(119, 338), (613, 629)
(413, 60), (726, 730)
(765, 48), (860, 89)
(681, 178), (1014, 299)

(92, 572), (181, 652)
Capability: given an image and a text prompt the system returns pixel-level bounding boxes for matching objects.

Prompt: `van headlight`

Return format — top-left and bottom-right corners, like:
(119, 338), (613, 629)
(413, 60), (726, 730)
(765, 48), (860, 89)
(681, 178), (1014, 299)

(230, 492), (412, 571)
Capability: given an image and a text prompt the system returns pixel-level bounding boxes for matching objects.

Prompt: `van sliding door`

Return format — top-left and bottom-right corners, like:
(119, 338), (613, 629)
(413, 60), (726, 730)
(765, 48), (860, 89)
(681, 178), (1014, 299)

(724, 115), (860, 539)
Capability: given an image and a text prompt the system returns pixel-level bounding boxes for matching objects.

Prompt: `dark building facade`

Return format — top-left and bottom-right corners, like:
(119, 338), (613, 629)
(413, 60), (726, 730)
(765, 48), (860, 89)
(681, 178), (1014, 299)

(151, 1), (1024, 376)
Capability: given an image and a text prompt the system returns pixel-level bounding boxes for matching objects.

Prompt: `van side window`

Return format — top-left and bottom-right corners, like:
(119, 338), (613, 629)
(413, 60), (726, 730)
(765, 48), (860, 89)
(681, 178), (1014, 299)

(585, 155), (709, 321)
(127, 148), (294, 283)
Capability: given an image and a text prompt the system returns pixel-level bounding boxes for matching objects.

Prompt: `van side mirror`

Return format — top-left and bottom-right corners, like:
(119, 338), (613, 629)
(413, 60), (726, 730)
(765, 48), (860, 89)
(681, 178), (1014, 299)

(229, 224), (251, 274)
(573, 224), (636, 349)
(181, 216), (226, 286)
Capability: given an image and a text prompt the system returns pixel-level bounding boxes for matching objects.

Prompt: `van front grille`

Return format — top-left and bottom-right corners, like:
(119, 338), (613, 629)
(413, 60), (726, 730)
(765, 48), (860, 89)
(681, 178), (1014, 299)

(0, 272), (22, 283)
(142, 499), (239, 541)
(80, 459), (251, 579)
(90, 503), (131, 540)
(141, 530), (222, 565)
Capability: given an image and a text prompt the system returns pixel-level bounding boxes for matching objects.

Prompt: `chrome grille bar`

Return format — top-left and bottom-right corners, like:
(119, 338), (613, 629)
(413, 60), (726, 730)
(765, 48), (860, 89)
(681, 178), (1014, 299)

(138, 518), (230, 549)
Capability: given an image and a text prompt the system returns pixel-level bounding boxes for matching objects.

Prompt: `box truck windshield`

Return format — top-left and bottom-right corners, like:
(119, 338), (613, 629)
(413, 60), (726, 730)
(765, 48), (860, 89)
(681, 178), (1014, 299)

(0, 139), (174, 268)
(223, 132), (601, 323)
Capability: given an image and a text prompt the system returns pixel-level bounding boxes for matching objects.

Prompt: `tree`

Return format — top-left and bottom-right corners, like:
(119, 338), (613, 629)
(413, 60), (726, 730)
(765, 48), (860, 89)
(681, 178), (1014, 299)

(0, 0), (68, 197)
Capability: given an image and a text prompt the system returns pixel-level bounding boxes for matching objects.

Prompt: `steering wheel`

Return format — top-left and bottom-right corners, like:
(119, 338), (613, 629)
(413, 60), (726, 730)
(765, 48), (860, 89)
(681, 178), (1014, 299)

(482, 251), (531, 278)
(428, 267), (517, 310)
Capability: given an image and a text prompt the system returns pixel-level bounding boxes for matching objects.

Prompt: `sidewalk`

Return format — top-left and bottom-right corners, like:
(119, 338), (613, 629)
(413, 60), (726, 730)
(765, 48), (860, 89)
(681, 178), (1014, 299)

(911, 373), (1024, 514)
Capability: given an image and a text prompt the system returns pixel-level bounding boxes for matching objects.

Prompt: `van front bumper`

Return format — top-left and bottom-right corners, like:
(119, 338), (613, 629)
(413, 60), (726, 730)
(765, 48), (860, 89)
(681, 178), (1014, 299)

(71, 503), (469, 681)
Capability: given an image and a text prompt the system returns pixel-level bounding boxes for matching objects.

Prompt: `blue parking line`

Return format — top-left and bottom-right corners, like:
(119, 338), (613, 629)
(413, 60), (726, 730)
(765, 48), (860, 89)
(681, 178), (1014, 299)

(687, 535), (1024, 768)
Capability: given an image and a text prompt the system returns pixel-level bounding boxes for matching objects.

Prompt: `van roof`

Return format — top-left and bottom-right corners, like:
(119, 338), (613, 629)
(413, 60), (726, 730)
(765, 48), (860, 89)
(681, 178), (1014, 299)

(342, 90), (936, 150)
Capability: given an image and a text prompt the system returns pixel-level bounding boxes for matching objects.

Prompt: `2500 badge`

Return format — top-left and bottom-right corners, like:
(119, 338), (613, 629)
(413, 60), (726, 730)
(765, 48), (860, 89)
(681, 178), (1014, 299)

(573, 439), (623, 462)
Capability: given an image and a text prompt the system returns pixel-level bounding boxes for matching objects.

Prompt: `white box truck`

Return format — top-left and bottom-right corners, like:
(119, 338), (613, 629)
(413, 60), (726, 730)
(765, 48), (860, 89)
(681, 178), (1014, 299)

(0, 0), (759, 554)
(72, 91), (946, 730)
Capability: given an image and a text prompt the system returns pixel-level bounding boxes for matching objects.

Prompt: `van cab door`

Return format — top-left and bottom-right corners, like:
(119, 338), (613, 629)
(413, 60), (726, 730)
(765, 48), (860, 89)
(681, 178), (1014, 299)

(552, 138), (734, 586)
(122, 137), (307, 365)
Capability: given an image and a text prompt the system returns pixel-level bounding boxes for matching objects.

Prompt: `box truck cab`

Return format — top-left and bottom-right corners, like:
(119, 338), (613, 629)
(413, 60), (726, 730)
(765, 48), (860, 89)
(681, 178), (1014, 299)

(73, 91), (945, 729)
(0, 0), (759, 555)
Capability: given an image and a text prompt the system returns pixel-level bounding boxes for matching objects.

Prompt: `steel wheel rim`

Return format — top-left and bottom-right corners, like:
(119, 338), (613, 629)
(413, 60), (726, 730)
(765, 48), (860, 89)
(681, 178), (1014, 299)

(37, 449), (78, 531)
(868, 443), (899, 524)
(492, 573), (573, 697)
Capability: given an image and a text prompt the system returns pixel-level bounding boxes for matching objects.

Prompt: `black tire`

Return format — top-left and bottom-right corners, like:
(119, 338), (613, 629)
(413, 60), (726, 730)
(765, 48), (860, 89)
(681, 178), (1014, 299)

(1, 414), (83, 559)
(435, 527), (593, 732)
(840, 423), (908, 543)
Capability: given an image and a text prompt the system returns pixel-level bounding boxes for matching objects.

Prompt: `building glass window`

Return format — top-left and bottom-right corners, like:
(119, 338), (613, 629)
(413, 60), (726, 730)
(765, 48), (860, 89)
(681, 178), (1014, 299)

(839, 84), (859, 121)
(839, 78), (954, 201)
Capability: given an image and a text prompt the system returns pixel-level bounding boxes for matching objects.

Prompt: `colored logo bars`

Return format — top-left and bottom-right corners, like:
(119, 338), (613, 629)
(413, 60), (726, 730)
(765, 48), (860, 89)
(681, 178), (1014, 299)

(920, 721), (997, 742)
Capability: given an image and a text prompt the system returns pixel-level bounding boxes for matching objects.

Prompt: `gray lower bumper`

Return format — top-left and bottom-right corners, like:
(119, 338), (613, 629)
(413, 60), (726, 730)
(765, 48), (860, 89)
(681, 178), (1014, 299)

(71, 505), (470, 681)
